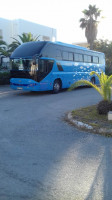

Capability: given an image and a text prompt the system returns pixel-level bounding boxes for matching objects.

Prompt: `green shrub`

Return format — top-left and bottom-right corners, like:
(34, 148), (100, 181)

(0, 72), (10, 85)
(97, 100), (112, 115)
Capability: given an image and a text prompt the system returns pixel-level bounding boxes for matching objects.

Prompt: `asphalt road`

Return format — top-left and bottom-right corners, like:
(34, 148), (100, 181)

(0, 85), (112, 200)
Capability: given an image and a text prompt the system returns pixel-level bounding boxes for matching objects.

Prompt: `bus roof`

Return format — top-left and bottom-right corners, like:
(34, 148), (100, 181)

(54, 41), (104, 55)
(54, 41), (88, 50)
(10, 41), (47, 59)
(10, 41), (104, 59)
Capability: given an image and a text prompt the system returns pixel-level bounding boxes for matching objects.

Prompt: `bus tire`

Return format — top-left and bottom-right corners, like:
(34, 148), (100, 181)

(53, 79), (61, 93)
(91, 77), (95, 84)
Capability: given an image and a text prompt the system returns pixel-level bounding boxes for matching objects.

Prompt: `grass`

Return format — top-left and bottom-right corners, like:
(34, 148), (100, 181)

(71, 105), (112, 137)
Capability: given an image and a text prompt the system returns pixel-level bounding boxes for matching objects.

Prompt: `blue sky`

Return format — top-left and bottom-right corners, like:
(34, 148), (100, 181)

(1, 0), (112, 43)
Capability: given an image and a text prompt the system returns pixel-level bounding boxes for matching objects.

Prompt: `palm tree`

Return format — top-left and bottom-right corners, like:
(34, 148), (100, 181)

(79, 5), (101, 50)
(0, 36), (7, 53)
(69, 71), (112, 102)
(9, 32), (40, 51)
(0, 37), (11, 57)
(0, 37), (6, 46)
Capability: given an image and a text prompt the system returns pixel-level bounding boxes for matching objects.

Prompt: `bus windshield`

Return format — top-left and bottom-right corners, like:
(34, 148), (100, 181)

(11, 58), (53, 72)
(11, 59), (34, 71)
(10, 58), (54, 82)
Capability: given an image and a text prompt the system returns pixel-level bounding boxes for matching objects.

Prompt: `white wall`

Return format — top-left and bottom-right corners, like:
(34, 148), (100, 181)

(0, 18), (12, 44)
(0, 18), (57, 44)
(17, 19), (56, 42)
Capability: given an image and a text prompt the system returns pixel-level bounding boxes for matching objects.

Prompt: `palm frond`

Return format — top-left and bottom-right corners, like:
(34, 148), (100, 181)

(68, 79), (102, 96)
(90, 71), (100, 80)
(68, 71), (112, 101)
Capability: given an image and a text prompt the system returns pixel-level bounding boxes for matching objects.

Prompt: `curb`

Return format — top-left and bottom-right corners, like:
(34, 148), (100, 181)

(67, 112), (93, 130)
(67, 112), (112, 137)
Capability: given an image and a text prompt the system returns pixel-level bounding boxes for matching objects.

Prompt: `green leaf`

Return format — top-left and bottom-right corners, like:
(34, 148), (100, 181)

(68, 71), (112, 102)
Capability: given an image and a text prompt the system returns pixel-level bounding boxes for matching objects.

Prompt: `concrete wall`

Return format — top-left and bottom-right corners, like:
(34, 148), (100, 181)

(0, 18), (12, 44)
(0, 18), (57, 44)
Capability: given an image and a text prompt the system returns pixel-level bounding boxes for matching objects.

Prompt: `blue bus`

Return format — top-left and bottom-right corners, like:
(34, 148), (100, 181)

(10, 41), (105, 93)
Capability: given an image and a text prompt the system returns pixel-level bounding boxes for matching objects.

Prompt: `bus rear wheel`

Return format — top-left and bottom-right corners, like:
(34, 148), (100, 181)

(91, 77), (95, 84)
(53, 80), (61, 93)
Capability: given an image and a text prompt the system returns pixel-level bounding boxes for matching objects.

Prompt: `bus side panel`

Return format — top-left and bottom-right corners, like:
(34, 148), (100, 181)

(55, 61), (105, 89)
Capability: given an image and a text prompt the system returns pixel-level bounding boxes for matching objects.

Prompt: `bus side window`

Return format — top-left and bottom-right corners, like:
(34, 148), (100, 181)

(68, 52), (73, 61)
(47, 60), (54, 72)
(87, 55), (91, 63)
(84, 55), (92, 63)
(56, 50), (62, 60)
(62, 51), (69, 60)
(93, 56), (99, 64)
(57, 63), (63, 71)
(79, 54), (83, 62)
(74, 53), (83, 62)
(74, 53), (79, 61)
(99, 55), (105, 64)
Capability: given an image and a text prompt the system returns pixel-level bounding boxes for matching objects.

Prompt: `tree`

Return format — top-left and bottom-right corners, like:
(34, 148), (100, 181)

(9, 32), (40, 51)
(0, 36), (6, 47)
(0, 37), (11, 57)
(93, 39), (112, 75)
(79, 5), (101, 50)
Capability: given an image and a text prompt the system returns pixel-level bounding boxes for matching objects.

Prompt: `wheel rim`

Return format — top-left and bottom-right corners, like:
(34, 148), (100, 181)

(54, 82), (60, 91)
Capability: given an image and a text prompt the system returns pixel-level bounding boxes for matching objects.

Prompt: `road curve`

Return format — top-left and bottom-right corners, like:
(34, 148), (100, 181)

(0, 85), (112, 200)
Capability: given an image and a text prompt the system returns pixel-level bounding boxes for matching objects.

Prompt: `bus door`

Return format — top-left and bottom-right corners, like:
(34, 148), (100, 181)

(37, 59), (54, 82)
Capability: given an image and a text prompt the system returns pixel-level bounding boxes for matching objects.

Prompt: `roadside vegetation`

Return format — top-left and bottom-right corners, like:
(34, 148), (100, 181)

(93, 39), (112, 76)
(0, 33), (39, 57)
(80, 4), (102, 50)
(0, 72), (10, 85)
(71, 105), (112, 137)
(67, 5), (112, 136)
(69, 71), (112, 136)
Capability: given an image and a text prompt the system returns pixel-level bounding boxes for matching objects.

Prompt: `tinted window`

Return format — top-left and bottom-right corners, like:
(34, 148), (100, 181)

(79, 54), (83, 62)
(87, 55), (91, 62)
(38, 59), (54, 73)
(57, 63), (63, 71)
(68, 52), (73, 61)
(99, 55), (105, 64)
(56, 50), (62, 60)
(84, 55), (92, 63)
(93, 56), (99, 64)
(74, 53), (83, 62)
(62, 51), (69, 60)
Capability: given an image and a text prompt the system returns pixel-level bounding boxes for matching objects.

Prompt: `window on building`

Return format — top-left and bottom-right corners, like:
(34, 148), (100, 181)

(42, 36), (50, 41)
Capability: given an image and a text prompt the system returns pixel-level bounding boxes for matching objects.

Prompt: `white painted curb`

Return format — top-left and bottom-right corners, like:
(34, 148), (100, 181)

(67, 112), (112, 136)
(68, 112), (93, 130)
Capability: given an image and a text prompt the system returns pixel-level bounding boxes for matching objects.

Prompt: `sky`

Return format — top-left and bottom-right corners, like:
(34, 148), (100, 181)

(1, 0), (112, 44)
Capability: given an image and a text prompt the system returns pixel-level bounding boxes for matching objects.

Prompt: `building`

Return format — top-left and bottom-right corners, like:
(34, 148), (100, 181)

(0, 18), (57, 69)
(0, 18), (57, 44)
(72, 42), (89, 48)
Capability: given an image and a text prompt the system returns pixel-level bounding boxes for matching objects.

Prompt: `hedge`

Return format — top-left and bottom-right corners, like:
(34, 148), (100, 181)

(0, 72), (10, 85)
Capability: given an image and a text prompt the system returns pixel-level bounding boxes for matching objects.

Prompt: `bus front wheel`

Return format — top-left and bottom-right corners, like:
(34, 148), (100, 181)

(53, 80), (61, 93)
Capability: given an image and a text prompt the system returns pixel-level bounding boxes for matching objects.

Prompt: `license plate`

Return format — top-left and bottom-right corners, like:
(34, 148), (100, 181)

(17, 87), (23, 90)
